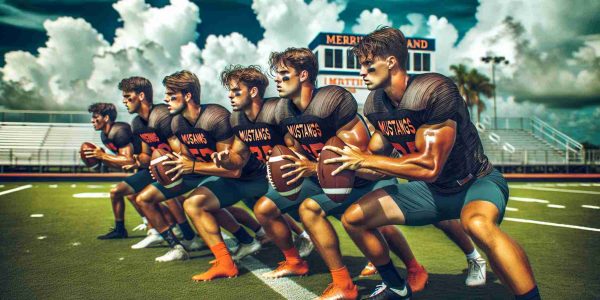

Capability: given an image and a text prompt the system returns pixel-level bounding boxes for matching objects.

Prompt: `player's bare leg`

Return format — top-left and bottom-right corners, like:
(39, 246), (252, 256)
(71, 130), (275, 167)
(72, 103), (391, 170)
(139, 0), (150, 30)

(461, 201), (537, 296)
(284, 213), (314, 257)
(136, 186), (197, 262)
(372, 225), (428, 292)
(434, 219), (487, 286)
(212, 208), (261, 258)
(226, 206), (270, 245)
(300, 198), (357, 299)
(254, 196), (308, 278)
(184, 187), (239, 281)
(98, 182), (135, 239)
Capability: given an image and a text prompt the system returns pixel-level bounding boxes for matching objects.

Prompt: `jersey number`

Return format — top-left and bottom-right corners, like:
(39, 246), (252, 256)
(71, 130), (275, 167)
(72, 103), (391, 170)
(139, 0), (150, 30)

(301, 142), (325, 159)
(249, 145), (272, 162)
(188, 148), (214, 162)
(390, 142), (416, 155)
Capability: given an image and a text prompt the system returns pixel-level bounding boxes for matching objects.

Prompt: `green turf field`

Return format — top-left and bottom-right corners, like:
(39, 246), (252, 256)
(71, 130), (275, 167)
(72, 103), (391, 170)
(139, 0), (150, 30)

(0, 181), (599, 299)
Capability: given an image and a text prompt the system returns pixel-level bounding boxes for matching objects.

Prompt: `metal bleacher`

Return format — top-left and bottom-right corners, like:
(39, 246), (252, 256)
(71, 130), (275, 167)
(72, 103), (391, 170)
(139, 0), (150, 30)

(0, 122), (102, 169)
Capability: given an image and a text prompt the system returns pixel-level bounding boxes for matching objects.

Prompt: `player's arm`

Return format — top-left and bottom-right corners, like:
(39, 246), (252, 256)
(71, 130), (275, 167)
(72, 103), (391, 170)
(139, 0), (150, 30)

(325, 120), (456, 182)
(354, 130), (395, 181)
(211, 135), (250, 171)
(165, 136), (242, 180)
(98, 144), (135, 168)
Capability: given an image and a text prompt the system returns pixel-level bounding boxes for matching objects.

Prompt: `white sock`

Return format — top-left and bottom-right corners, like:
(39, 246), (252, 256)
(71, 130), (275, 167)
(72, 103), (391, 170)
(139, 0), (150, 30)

(255, 227), (266, 237)
(299, 231), (310, 239)
(142, 217), (148, 224)
(466, 248), (481, 260)
(148, 228), (159, 235)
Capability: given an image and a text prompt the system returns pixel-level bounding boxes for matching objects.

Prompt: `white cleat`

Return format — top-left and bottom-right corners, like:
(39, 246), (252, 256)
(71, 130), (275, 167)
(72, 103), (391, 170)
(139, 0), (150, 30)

(296, 235), (315, 258)
(155, 244), (189, 262)
(131, 230), (164, 249)
(232, 239), (261, 261)
(180, 236), (204, 251)
(465, 257), (487, 287)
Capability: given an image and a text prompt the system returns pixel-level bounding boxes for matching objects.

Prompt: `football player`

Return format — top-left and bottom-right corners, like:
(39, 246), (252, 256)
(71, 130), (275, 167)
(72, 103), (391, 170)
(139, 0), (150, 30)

(325, 27), (539, 300)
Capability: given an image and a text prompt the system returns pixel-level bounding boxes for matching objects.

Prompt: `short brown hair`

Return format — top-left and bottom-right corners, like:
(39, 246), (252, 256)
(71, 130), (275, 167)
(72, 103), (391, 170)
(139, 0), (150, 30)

(162, 70), (201, 104)
(352, 26), (408, 70)
(118, 76), (153, 103)
(220, 65), (269, 98)
(269, 47), (318, 84)
(88, 102), (117, 122)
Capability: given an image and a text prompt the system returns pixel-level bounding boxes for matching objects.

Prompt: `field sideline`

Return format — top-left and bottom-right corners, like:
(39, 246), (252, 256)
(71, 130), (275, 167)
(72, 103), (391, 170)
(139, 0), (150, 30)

(0, 181), (599, 299)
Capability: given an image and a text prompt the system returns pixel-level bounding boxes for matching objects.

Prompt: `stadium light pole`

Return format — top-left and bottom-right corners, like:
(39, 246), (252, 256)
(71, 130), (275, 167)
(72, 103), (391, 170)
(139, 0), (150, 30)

(481, 56), (509, 129)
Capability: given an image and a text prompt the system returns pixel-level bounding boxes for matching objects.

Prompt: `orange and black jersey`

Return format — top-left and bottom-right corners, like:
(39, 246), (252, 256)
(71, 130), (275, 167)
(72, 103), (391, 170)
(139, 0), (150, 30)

(131, 104), (173, 153)
(101, 122), (133, 153)
(363, 73), (493, 193)
(171, 104), (265, 178)
(230, 98), (284, 163)
(275, 85), (357, 162)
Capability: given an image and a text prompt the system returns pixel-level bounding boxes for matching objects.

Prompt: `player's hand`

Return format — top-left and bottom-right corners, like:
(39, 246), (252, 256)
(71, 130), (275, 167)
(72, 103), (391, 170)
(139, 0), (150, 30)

(280, 154), (316, 186)
(122, 154), (141, 171)
(211, 149), (230, 168)
(265, 149), (273, 161)
(322, 144), (365, 176)
(83, 144), (104, 159)
(162, 152), (193, 181)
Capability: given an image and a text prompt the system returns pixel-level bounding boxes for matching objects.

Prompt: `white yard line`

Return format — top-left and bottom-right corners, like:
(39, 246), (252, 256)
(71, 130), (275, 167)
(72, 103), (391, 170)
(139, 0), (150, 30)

(509, 196), (548, 203)
(511, 186), (600, 195)
(504, 217), (600, 232)
(0, 184), (32, 197)
(505, 207), (519, 211)
(239, 256), (318, 300)
(220, 234), (317, 299)
(582, 205), (600, 210)
(547, 204), (565, 209)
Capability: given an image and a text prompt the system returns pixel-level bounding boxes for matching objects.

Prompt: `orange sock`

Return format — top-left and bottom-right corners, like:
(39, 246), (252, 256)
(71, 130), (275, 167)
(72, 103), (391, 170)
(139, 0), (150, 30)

(210, 242), (234, 266)
(406, 258), (420, 270)
(282, 247), (302, 264)
(331, 266), (353, 289)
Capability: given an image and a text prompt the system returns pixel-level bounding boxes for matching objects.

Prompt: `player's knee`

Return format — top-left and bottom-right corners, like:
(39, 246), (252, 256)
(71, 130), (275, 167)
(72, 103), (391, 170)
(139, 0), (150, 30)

(461, 213), (494, 240)
(135, 192), (153, 207)
(110, 185), (126, 199)
(299, 198), (323, 221)
(433, 220), (451, 230)
(254, 197), (278, 221)
(341, 204), (365, 228)
(377, 225), (396, 236)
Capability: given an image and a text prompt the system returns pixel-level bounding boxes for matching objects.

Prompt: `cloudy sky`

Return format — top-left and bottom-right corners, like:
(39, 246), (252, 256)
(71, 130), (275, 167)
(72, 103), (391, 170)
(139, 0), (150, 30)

(0, 0), (599, 143)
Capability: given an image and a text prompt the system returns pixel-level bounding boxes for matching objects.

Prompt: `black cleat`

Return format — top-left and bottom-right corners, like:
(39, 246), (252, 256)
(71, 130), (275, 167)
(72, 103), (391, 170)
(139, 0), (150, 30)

(364, 282), (411, 300)
(97, 228), (128, 240)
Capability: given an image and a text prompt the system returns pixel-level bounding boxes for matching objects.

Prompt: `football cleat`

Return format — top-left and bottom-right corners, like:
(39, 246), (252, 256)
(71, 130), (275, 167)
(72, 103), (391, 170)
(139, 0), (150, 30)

(232, 239), (261, 261)
(465, 257), (487, 287)
(315, 283), (358, 300)
(295, 234), (315, 258)
(360, 262), (378, 277)
(97, 227), (128, 240)
(263, 260), (309, 278)
(407, 264), (428, 292)
(180, 236), (204, 251)
(131, 230), (163, 249)
(155, 244), (189, 262)
(192, 259), (238, 281)
(365, 282), (411, 300)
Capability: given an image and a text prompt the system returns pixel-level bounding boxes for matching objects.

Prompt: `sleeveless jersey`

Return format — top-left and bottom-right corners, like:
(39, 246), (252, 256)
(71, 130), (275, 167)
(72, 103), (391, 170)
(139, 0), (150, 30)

(131, 104), (173, 153)
(230, 98), (285, 163)
(171, 104), (265, 178)
(101, 122), (133, 153)
(363, 73), (493, 193)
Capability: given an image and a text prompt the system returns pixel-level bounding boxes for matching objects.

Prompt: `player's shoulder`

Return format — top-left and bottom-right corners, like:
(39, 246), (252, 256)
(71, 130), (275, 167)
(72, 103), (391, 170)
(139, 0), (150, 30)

(112, 122), (131, 131)
(200, 103), (231, 129)
(363, 89), (387, 116)
(149, 104), (171, 123)
(202, 103), (230, 115)
(131, 115), (143, 131)
(311, 85), (356, 115)
(403, 73), (458, 109)
(313, 85), (353, 102)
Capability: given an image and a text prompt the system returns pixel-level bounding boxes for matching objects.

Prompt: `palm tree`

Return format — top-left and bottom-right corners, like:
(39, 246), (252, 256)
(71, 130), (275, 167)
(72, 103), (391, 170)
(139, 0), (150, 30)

(465, 69), (494, 123)
(450, 64), (474, 119)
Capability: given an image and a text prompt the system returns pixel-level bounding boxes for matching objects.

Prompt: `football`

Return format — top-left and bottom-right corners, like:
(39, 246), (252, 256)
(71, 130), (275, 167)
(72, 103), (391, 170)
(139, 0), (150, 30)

(318, 136), (355, 203)
(149, 148), (182, 188)
(79, 142), (103, 169)
(267, 145), (304, 201)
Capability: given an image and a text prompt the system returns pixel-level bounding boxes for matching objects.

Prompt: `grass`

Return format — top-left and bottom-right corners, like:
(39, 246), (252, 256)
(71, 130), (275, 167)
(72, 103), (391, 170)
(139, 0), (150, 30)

(0, 181), (599, 299)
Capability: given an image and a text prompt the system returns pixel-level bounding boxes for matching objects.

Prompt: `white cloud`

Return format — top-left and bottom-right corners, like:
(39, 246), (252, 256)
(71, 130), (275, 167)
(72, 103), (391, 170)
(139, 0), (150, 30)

(351, 8), (392, 34)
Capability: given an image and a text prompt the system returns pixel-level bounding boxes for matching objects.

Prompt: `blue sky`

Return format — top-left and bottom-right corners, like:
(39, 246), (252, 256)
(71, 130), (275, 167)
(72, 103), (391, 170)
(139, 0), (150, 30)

(0, 0), (598, 143)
